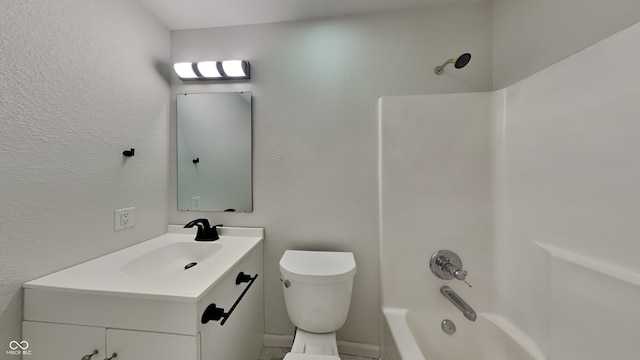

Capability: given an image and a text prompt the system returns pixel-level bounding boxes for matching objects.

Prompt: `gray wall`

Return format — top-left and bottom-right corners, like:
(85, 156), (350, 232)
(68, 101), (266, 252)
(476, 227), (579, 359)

(169, 3), (493, 345)
(493, 0), (640, 88)
(0, 0), (170, 347)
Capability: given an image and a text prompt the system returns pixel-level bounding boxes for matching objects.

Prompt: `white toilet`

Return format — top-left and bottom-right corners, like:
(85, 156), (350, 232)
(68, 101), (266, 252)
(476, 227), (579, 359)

(279, 250), (357, 360)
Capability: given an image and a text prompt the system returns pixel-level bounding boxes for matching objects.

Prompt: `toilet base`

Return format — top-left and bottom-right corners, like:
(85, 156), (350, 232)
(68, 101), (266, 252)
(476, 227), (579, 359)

(282, 328), (340, 360)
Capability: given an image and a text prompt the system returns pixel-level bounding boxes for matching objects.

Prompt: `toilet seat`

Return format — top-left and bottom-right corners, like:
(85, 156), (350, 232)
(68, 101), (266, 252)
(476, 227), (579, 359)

(283, 354), (340, 360)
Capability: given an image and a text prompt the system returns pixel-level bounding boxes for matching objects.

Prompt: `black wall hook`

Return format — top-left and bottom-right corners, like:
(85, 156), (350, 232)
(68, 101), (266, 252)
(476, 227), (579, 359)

(122, 148), (135, 157)
(193, 158), (199, 164)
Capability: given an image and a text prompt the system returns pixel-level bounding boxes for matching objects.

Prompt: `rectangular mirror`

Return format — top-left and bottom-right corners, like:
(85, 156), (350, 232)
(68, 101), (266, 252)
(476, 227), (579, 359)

(177, 92), (252, 212)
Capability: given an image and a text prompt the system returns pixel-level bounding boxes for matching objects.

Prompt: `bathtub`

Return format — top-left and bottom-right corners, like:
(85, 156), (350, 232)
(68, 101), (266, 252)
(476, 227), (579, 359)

(382, 308), (546, 360)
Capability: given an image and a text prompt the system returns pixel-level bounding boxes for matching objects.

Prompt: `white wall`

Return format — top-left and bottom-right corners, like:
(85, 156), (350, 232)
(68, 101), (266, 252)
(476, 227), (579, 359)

(0, 0), (170, 348)
(493, 0), (640, 88)
(169, 3), (493, 346)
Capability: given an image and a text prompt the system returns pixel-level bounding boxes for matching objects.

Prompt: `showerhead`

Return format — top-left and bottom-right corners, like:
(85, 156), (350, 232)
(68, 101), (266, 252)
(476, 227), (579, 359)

(454, 53), (471, 69)
(434, 53), (472, 75)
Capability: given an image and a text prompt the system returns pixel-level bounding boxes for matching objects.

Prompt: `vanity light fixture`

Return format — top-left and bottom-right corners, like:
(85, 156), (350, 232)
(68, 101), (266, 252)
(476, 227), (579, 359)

(174, 60), (250, 80)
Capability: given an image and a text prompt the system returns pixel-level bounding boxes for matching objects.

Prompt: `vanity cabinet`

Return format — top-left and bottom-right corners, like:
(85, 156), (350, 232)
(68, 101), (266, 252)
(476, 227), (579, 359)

(22, 322), (199, 360)
(23, 227), (264, 360)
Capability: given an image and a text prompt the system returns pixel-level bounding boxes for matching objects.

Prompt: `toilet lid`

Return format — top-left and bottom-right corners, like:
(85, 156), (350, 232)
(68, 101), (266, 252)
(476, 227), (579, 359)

(280, 250), (356, 284)
(283, 354), (341, 360)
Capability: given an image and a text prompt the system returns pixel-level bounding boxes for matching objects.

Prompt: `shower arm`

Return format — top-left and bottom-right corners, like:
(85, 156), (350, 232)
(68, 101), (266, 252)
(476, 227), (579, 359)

(434, 58), (455, 75)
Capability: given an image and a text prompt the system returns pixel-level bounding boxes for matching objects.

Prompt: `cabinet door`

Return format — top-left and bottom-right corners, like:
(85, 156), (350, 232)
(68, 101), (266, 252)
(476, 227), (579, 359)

(106, 329), (199, 360)
(22, 321), (105, 360)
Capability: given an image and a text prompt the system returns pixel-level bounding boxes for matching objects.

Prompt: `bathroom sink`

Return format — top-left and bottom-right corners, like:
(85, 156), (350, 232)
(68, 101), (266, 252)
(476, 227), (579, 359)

(120, 242), (223, 277)
(23, 225), (263, 301)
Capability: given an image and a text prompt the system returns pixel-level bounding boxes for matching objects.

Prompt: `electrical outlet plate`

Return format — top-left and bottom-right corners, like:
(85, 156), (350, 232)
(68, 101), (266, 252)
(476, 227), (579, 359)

(191, 196), (200, 210)
(114, 207), (135, 231)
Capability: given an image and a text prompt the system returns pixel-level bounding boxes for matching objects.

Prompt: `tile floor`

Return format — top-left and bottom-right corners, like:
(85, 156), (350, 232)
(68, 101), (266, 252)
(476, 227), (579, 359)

(258, 346), (378, 360)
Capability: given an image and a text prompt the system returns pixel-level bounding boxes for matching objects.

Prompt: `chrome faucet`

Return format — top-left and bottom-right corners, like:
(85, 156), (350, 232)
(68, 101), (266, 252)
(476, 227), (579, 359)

(430, 250), (472, 287)
(440, 286), (476, 321)
(436, 256), (468, 281)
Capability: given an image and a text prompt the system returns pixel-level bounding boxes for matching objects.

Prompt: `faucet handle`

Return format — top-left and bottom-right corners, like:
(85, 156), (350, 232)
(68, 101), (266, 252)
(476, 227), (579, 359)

(454, 270), (472, 287)
(453, 269), (467, 280)
(430, 250), (472, 287)
(184, 218), (211, 229)
(451, 267), (472, 287)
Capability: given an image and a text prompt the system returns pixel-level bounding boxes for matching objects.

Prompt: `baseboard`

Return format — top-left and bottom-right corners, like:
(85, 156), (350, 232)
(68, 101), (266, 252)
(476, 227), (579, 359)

(264, 333), (294, 348)
(263, 333), (380, 359)
(337, 339), (380, 358)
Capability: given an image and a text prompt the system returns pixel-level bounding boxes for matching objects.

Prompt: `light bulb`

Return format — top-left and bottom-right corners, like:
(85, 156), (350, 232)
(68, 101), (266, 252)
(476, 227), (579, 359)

(173, 62), (198, 79)
(222, 60), (247, 78)
(196, 61), (222, 78)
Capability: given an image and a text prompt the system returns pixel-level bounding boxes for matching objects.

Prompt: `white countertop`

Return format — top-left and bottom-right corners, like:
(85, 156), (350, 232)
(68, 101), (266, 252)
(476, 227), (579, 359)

(24, 225), (263, 301)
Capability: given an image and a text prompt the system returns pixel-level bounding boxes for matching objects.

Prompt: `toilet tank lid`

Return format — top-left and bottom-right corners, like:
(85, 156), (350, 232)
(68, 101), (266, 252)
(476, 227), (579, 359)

(280, 250), (356, 283)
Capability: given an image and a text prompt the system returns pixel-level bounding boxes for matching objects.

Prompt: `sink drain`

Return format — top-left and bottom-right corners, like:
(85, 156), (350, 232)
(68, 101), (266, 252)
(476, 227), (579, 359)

(184, 262), (198, 270)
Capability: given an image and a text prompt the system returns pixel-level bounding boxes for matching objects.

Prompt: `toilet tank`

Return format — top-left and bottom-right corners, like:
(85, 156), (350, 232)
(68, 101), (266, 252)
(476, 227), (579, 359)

(279, 250), (356, 333)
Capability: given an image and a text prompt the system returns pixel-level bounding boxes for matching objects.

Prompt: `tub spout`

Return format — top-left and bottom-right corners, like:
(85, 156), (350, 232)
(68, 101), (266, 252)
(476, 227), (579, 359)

(440, 286), (476, 321)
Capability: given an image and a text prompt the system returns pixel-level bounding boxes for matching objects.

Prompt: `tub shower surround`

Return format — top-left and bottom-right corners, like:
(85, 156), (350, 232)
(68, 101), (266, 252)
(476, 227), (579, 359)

(379, 20), (640, 360)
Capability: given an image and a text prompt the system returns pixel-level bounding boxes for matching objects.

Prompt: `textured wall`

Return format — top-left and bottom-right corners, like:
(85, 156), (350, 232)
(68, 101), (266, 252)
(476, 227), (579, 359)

(169, 3), (493, 346)
(493, 0), (640, 88)
(0, 0), (170, 348)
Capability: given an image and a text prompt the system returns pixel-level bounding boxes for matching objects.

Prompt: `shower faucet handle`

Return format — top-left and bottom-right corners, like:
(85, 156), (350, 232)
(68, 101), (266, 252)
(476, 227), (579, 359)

(453, 269), (467, 280)
(458, 272), (472, 288)
(430, 250), (472, 287)
(449, 265), (468, 281)
(451, 268), (471, 287)
(445, 261), (472, 287)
